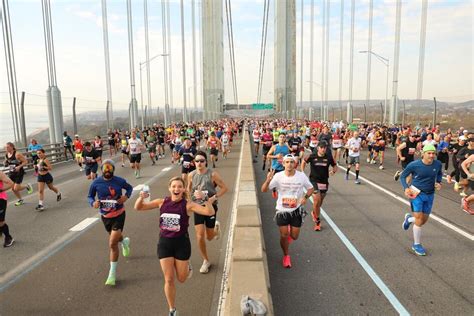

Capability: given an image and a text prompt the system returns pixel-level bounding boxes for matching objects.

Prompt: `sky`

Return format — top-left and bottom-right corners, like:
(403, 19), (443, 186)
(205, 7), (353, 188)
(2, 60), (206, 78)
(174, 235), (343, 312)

(1, 0), (473, 139)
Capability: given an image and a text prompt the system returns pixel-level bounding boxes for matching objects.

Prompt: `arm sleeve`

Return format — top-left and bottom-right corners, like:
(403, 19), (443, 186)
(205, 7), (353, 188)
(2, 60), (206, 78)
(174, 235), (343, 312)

(399, 162), (413, 190)
(88, 182), (97, 206)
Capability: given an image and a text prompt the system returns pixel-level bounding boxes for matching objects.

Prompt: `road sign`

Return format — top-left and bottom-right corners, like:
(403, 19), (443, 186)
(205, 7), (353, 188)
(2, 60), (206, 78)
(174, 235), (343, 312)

(252, 103), (274, 110)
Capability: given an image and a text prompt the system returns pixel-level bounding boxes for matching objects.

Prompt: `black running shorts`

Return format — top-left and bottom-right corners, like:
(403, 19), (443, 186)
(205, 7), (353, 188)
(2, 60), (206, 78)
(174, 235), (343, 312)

(275, 207), (303, 227)
(157, 233), (191, 260)
(8, 170), (24, 185)
(194, 204), (218, 228)
(130, 154), (142, 163)
(37, 173), (53, 184)
(101, 212), (126, 234)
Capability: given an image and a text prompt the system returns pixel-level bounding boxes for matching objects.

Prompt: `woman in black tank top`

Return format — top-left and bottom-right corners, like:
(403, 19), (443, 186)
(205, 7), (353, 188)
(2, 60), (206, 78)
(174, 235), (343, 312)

(4, 142), (33, 206)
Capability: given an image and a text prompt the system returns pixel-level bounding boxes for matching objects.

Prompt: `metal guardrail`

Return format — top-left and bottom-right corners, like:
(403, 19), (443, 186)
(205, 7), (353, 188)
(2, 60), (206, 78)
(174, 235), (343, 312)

(0, 137), (112, 174)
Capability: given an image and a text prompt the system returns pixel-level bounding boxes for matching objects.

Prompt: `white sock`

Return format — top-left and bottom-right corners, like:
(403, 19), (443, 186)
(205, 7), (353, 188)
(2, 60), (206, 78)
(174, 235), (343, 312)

(39, 200), (43, 205)
(109, 261), (117, 277)
(408, 217), (415, 223)
(413, 225), (422, 245)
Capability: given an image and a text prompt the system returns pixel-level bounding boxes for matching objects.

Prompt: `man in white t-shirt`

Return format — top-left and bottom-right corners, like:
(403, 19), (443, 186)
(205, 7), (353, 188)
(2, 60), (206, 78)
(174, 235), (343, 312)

(345, 131), (362, 184)
(127, 132), (144, 178)
(261, 154), (314, 268)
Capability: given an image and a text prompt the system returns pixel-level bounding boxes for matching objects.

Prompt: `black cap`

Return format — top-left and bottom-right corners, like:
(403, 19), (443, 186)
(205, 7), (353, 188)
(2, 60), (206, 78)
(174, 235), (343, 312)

(84, 141), (91, 147)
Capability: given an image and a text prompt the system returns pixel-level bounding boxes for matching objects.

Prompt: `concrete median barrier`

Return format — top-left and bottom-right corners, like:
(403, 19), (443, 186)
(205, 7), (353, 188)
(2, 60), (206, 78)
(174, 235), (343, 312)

(225, 130), (274, 315)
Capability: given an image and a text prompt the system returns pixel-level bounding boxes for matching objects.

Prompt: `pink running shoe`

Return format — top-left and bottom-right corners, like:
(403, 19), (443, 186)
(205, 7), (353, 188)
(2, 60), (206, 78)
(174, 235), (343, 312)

(282, 255), (292, 268)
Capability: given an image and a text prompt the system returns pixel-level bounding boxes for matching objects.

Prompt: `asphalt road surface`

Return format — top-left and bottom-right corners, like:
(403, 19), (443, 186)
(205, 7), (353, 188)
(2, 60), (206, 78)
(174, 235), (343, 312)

(1, 138), (242, 316)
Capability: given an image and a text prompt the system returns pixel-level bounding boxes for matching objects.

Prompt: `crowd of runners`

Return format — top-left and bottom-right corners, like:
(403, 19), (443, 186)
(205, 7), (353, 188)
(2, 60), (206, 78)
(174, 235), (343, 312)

(251, 119), (473, 265)
(1, 116), (473, 315)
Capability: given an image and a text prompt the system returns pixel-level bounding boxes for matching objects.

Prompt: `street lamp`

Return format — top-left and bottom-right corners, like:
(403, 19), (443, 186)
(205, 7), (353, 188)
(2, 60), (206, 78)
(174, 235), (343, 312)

(359, 50), (389, 124)
(139, 53), (168, 128)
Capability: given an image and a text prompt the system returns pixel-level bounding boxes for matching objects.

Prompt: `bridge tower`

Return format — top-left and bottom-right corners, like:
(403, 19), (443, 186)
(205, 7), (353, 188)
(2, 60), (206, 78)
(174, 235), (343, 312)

(202, 0), (224, 120)
(274, 0), (296, 118)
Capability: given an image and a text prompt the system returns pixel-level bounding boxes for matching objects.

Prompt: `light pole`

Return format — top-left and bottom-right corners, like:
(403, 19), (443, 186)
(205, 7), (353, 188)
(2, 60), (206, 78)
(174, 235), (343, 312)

(359, 50), (389, 123)
(139, 53), (168, 127)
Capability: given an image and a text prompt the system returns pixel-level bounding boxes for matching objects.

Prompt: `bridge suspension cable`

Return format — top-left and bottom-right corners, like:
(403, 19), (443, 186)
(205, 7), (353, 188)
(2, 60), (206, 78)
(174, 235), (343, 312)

(256, 0), (270, 104)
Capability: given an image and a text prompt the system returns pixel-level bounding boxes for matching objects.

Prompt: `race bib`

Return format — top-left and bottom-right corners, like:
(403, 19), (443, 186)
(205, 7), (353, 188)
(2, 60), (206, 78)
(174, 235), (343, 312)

(183, 161), (191, 168)
(282, 195), (298, 209)
(100, 199), (117, 212)
(310, 140), (318, 147)
(292, 145), (298, 150)
(333, 140), (342, 146)
(160, 213), (181, 232)
(317, 183), (328, 190)
(9, 165), (15, 172)
(408, 148), (416, 155)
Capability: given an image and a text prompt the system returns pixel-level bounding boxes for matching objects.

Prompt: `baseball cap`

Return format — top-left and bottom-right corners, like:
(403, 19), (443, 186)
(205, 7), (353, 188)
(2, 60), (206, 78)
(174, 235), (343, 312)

(422, 144), (436, 153)
(459, 136), (467, 141)
(283, 154), (297, 162)
(463, 129), (468, 134)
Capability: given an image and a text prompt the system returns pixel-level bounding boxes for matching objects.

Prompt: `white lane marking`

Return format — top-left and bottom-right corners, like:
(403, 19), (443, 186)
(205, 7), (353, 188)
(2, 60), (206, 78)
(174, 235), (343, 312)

(338, 165), (474, 241)
(317, 202), (410, 316)
(133, 184), (144, 191)
(162, 166), (172, 172)
(217, 136), (245, 315)
(69, 217), (99, 231)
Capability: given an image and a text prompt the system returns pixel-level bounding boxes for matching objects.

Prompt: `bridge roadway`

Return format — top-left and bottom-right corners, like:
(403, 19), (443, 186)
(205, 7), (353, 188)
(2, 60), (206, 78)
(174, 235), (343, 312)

(0, 137), (243, 315)
(254, 145), (473, 315)
(1, 138), (473, 315)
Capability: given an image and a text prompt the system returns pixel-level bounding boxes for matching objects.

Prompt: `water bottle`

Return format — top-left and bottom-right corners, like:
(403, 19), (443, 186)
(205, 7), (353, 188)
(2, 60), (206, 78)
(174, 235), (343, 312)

(142, 184), (151, 202)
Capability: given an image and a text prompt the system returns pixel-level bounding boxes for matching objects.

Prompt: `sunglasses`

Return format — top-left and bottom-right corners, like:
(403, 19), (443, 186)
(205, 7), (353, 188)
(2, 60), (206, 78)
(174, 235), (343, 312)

(195, 159), (206, 163)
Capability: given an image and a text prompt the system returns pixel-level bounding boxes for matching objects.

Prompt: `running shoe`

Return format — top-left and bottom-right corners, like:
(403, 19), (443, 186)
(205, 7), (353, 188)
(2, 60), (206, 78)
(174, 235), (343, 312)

(272, 189), (278, 199)
(446, 175), (452, 184)
(454, 182), (460, 191)
(199, 260), (211, 274)
(213, 221), (221, 240)
(462, 198), (474, 215)
(56, 193), (62, 202)
(105, 275), (116, 286)
(402, 213), (412, 230)
(3, 237), (14, 248)
(354, 179), (361, 185)
(314, 221), (321, 231)
(379, 165), (384, 170)
(370, 160), (376, 164)
(26, 183), (33, 194)
(35, 204), (45, 212)
(187, 262), (193, 279)
(394, 170), (401, 181)
(412, 243), (426, 256)
(14, 199), (24, 206)
(366, 158), (370, 163)
(282, 255), (292, 268)
(213, 163), (216, 168)
(80, 168), (83, 172)
(121, 237), (131, 257)
(169, 308), (178, 316)
(460, 191), (467, 197)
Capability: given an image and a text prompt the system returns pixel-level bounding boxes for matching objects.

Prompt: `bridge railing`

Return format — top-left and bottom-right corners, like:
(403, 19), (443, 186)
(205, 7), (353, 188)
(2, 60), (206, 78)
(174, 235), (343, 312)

(0, 136), (112, 174)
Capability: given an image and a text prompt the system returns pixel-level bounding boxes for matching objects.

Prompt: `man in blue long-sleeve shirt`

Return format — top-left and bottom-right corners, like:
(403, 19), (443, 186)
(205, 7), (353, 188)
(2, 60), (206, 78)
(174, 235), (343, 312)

(400, 144), (443, 256)
(88, 159), (133, 286)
